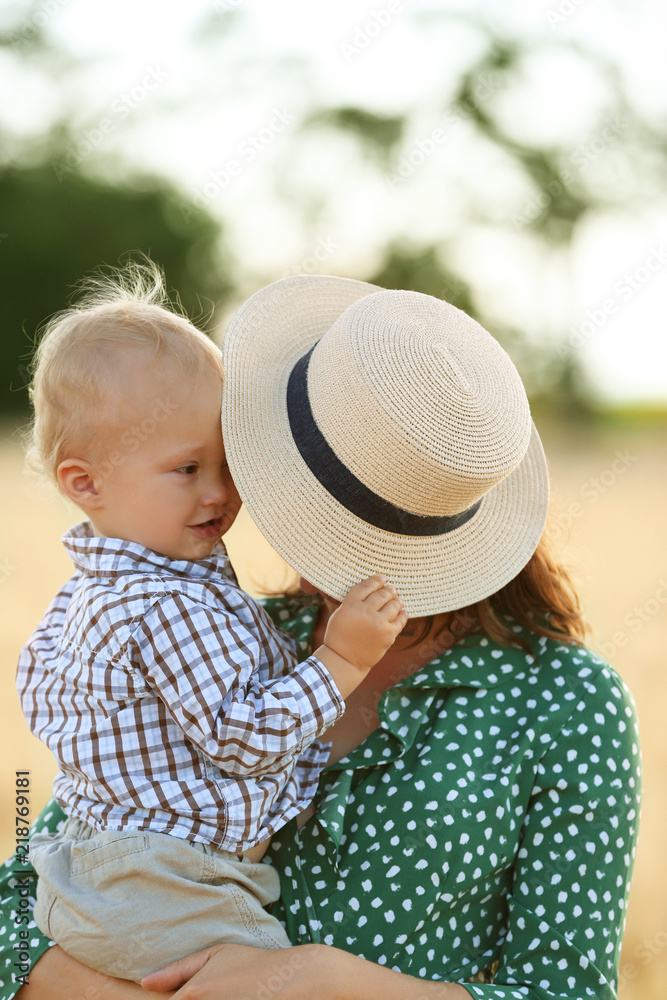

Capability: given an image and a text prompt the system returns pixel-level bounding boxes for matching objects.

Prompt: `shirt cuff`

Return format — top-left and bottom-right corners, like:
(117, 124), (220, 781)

(297, 654), (346, 735)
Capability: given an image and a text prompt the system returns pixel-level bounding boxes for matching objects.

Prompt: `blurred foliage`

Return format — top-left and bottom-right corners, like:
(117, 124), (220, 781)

(309, 32), (666, 415)
(369, 244), (476, 314)
(2, 2), (665, 419)
(0, 166), (231, 416)
(0, 2), (232, 418)
(367, 242), (591, 416)
(451, 41), (594, 244)
(306, 108), (405, 166)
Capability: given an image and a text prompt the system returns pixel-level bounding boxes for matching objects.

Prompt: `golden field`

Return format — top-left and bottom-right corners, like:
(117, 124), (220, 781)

(0, 421), (665, 999)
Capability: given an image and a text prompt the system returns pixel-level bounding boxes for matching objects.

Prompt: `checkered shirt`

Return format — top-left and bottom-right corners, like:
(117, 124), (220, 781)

(16, 522), (344, 851)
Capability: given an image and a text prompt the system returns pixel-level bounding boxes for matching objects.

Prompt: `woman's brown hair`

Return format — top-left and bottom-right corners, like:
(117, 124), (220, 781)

(268, 526), (588, 660)
(403, 531), (588, 657)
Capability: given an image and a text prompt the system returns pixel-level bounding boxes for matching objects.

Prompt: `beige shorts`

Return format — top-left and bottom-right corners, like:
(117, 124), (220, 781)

(30, 817), (290, 983)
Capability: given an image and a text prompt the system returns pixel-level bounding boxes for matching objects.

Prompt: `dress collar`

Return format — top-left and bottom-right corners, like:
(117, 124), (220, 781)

(62, 521), (234, 582)
(266, 594), (542, 692)
(391, 634), (542, 691)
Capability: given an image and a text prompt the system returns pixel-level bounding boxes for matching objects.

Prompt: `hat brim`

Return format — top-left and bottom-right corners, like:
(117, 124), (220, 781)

(222, 274), (550, 617)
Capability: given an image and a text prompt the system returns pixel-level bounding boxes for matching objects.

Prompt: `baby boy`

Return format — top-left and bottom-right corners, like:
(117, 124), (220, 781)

(17, 262), (406, 983)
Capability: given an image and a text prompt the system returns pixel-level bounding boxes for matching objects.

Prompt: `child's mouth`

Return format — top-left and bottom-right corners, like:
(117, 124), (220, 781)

(189, 517), (223, 540)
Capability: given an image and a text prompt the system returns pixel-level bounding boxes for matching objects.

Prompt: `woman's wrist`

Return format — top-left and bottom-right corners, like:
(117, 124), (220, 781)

(311, 944), (470, 1000)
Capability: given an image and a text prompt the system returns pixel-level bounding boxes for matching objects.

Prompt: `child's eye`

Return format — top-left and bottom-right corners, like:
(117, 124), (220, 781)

(177, 463), (198, 475)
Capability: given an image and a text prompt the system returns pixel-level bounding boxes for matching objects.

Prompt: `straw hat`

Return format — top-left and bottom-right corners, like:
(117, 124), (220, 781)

(221, 275), (549, 617)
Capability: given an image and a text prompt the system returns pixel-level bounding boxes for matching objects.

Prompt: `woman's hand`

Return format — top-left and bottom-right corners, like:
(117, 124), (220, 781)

(142, 943), (328, 998)
(142, 941), (471, 1000)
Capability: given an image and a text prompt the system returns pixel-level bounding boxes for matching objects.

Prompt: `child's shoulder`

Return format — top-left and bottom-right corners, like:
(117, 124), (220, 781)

(73, 564), (235, 608)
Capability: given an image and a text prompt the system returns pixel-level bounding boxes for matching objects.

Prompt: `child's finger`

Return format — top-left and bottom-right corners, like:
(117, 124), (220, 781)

(362, 584), (399, 610)
(345, 574), (387, 601)
(378, 597), (406, 622)
(390, 609), (409, 633)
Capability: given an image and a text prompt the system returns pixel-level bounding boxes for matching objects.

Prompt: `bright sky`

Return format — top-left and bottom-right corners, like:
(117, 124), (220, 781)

(2, 0), (666, 405)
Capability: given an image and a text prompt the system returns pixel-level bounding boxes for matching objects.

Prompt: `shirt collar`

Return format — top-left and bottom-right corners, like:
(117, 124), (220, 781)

(62, 521), (234, 582)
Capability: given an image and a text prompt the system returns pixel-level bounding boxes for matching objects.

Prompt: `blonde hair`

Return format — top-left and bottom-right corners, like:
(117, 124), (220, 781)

(26, 258), (223, 487)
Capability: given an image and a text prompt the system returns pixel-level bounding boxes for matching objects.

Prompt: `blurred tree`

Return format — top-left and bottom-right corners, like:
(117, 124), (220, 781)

(306, 108), (405, 167)
(0, 2), (231, 418)
(302, 28), (664, 415)
(368, 244), (475, 314)
(0, 166), (231, 416)
(2, 1), (665, 417)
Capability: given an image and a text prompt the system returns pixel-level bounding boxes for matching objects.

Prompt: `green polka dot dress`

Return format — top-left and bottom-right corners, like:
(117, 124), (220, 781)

(0, 597), (641, 1000)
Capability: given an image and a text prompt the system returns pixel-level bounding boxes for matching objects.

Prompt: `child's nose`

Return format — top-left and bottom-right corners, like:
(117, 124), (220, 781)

(203, 469), (230, 504)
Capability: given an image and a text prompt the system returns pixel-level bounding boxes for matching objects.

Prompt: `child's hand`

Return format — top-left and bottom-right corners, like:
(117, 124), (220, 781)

(323, 574), (408, 673)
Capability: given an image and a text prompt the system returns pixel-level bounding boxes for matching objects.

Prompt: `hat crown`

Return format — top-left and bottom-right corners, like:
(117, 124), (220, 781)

(222, 273), (549, 615)
(308, 290), (532, 518)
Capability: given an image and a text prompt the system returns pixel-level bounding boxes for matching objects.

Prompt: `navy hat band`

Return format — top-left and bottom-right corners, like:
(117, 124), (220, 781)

(286, 346), (481, 537)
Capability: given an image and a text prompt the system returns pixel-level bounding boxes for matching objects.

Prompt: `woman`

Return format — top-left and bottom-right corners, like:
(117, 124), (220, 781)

(1, 276), (640, 999)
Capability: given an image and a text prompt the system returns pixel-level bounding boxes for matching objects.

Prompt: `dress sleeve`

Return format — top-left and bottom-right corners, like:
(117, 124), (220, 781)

(132, 593), (344, 778)
(0, 799), (66, 998)
(461, 662), (641, 1000)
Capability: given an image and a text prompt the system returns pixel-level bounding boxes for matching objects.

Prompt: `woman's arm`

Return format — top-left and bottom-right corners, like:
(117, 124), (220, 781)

(16, 946), (175, 1000)
(142, 942), (471, 1000)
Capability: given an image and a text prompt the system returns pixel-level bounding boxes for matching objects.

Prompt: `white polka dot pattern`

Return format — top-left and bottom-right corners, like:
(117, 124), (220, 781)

(0, 597), (641, 1000)
(266, 598), (641, 1000)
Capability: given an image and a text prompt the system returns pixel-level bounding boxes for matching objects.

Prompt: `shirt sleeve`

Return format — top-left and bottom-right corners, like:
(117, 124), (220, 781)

(462, 663), (641, 1000)
(131, 592), (345, 779)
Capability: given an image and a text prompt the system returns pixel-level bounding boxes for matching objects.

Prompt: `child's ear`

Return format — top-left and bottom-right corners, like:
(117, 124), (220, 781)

(57, 459), (104, 510)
